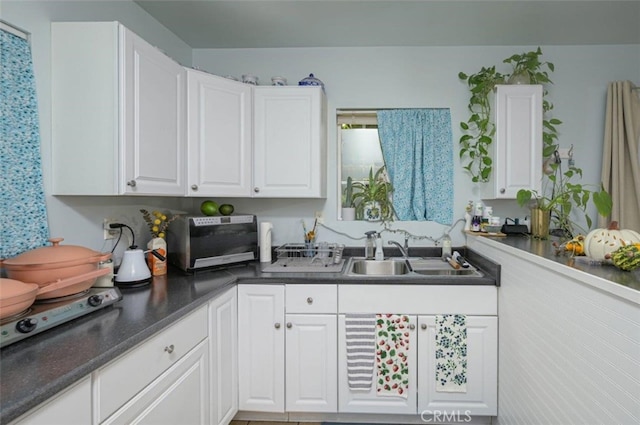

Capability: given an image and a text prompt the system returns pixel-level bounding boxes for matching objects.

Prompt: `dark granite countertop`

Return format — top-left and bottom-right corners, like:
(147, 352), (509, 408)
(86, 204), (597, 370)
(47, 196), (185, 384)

(0, 268), (236, 424)
(467, 234), (640, 300)
(0, 248), (498, 424)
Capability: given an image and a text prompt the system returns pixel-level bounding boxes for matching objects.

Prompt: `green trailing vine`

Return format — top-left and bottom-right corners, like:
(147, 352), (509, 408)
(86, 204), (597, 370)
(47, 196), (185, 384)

(458, 47), (562, 183)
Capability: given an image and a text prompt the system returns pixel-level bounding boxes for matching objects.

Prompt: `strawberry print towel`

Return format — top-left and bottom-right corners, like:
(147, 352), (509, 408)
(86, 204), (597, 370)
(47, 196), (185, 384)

(375, 314), (410, 398)
(435, 314), (467, 393)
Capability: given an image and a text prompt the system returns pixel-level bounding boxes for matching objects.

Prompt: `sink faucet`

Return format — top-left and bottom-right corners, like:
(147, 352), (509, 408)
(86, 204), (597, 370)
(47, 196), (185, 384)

(388, 239), (410, 259)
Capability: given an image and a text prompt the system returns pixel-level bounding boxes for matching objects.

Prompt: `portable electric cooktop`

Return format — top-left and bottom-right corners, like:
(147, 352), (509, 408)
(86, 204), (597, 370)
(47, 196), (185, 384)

(0, 287), (122, 348)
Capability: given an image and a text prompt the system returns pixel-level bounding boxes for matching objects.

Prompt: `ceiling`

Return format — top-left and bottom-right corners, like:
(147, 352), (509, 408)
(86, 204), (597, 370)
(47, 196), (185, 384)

(134, 0), (640, 49)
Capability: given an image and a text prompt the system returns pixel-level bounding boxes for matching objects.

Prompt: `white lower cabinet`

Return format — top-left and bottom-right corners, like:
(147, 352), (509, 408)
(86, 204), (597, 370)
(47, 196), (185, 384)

(10, 377), (91, 425)
(337, 314), (418, 414)
(237, 285), (286, 412)
(337, 285), (498, 418)
(94, 306), (209, 424)
(209, 287), (239, 425)
(237, 284), (338, 414)
(417, 316), (498, 416)
(286, 313), (337, 412)
(101, 341), (209, 425)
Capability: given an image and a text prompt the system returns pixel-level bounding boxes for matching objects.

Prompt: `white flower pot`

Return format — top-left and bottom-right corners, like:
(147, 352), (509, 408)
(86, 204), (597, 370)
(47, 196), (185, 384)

(341, 207), (356, 221)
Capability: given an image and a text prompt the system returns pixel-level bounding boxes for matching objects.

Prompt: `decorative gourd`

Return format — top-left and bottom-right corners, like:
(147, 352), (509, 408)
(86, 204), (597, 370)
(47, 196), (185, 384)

(606, 242), (640, 271)
(584, 221), (640, 260)
(564, 235), (586, 255)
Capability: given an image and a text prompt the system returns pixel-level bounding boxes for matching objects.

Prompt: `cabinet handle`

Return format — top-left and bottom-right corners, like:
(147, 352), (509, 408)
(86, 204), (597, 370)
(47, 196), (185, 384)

(164, 344), (175, 354)
(274, 322), (281, 329)
(306, 297), (313, 304)
(500, 188), (506, 194)
(254, 187), (260, 193)
(409, 324), (416, 330)
(286, 322), (292, 329)
(421, 324), (427, 330)
(191, 184), (198, 191)
(126, 180), (136, 187)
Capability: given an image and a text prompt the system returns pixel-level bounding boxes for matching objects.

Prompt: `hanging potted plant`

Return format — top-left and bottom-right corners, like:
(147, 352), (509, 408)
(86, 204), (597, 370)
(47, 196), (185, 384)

(341, 176), (357, 221)
(458, 47), (561, 182)
(351, 166), (395, 222)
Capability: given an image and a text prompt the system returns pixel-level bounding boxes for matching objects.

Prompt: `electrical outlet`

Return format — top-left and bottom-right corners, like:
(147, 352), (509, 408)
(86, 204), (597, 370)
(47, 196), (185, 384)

(315, 211), (324, 224)
(103, 219), (118, 240)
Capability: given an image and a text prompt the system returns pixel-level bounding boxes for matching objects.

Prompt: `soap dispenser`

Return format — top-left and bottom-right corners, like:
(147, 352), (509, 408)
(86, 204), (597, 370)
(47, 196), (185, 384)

(375, 233), (384, 261)
(441, 233), (452, 260)
(365, 231), (376, 259)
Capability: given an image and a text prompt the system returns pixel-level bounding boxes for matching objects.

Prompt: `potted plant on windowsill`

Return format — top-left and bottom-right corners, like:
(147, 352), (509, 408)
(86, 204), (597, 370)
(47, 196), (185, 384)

(516, 162), (612, 239)
(351, 165), (395, 222)
(341, 176), (357, 221)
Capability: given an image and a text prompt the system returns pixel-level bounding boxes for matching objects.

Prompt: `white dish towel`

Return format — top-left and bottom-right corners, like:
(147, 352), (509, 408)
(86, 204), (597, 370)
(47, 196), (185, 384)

(345, 314), (376, 391)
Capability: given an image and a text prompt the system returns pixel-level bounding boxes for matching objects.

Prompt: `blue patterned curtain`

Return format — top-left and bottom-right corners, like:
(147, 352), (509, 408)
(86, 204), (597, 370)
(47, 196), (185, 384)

(1, 28), (49, 258)
(377, 109), (453, 224)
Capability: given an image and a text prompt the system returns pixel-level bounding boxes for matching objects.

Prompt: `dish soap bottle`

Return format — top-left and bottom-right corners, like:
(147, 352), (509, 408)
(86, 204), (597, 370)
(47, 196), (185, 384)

(441, 233), (452, 260)
(375, 233), (384, 261)
(365, 231), (376, 259)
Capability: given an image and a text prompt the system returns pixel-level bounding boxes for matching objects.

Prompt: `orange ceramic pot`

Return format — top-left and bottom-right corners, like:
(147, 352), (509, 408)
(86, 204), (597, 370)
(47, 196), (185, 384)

(0, 238), (111, 288)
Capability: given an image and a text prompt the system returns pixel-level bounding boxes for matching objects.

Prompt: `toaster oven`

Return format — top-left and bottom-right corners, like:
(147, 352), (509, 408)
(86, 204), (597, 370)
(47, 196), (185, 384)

(166, 215), (258, 272)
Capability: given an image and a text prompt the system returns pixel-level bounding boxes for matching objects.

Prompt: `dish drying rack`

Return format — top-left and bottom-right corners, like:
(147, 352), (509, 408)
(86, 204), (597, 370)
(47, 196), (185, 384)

(276, 243), (344, 264)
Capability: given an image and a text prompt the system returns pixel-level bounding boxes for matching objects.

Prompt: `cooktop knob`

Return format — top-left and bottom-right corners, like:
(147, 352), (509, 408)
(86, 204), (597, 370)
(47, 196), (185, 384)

(16, 318), (38, 334)
(88, 295), (103, 307)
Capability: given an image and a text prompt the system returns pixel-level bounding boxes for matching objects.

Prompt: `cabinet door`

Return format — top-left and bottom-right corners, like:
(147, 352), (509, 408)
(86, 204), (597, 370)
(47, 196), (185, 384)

(285, 314), (337, 412)
(51, 22), (120, 195)
(253, 87), (326, 198)
(337, 314), (418, 414)
(10, 377), (91, 425)
(209, 287), (239, 425)
(122, 26), (186, 195)
(483, 84), (542, 199)
(238, 285), (285, 412)
(417, 316), (497, 416)
(187, 70), (252, 196)
(102, 341), (210, 425)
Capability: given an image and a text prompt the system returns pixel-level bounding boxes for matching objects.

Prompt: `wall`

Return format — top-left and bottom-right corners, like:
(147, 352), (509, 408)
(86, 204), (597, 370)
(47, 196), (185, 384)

(2, 0), (639, 262)
(193, 45), (640, 247)
(467, 237), (640, 425)
(0, 0), (193, 263)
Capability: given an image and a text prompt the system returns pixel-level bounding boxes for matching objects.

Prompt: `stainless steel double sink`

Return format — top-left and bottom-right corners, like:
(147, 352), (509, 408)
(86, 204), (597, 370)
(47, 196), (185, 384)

(344, 257), (483, 278)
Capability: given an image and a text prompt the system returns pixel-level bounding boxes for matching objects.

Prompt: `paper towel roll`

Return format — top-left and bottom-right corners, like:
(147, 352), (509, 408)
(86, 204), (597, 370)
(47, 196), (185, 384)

(260, 222), (273, 263)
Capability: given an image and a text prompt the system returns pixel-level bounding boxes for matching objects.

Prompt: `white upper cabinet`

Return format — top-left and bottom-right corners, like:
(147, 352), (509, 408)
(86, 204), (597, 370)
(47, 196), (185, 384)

(482, 84), (543, 199)
(52, 22), (186, 196)
(253, 87), (327, 198)
(186, 69), (252, 196)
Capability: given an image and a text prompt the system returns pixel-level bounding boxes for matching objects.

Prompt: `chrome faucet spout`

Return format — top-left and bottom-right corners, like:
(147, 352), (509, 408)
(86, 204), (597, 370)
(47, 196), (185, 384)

(388, 240), (409, 259)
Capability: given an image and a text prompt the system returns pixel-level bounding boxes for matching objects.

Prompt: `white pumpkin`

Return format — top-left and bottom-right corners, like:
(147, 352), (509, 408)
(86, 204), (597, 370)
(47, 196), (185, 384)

(584, 221), (640, 260)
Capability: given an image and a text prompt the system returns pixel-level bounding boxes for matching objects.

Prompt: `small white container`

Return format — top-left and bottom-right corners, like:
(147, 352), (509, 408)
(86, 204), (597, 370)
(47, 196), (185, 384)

(271, 76), (287, 86)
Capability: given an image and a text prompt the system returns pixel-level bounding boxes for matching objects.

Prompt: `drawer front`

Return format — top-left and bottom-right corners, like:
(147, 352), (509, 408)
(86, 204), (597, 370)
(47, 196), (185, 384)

(286, 284), (337, 313)
(95, 305), (208, 422)
(338, 285), (497, 315)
